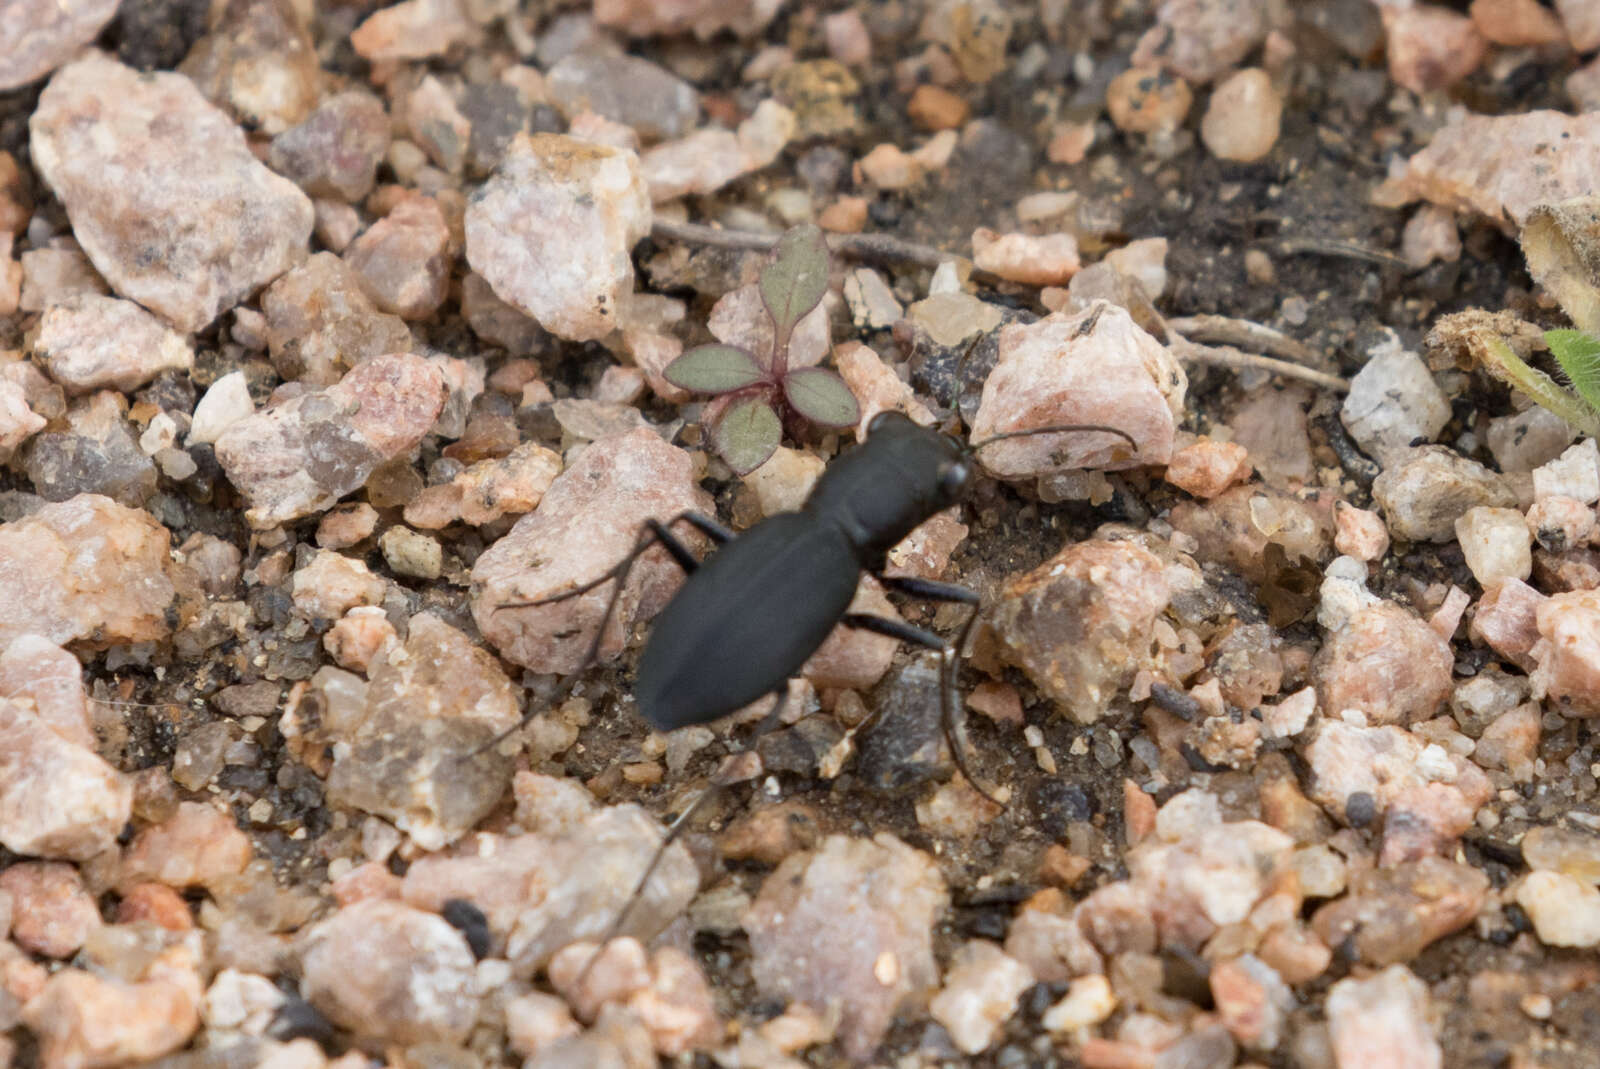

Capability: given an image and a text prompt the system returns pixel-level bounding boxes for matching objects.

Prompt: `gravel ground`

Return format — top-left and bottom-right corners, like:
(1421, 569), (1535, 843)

(1, 1), (1599, 1068)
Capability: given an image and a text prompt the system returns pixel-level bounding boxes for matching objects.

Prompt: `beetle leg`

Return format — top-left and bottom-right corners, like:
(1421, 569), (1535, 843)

(576, 684), (790, 988)
(840, 611), (1004, 807)
(476, 512), (729, 758)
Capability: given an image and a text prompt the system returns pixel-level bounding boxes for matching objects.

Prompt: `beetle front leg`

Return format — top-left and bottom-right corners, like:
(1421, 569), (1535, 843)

(840, 611), (1003, 806)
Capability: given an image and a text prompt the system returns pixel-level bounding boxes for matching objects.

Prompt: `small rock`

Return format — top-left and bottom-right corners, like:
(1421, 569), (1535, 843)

(344, 195), (451, 320)
(594, 0), (782, 39)
(465, 133), (651, 342)
(971, 229), (1080, 286)
(1486, 405), (1577, 472)
(908, 84), (969, 132)
(1106, 67), (1193, 134)
(313, 199), (361, 252)
(261, 252), (413, 385)
(1474, 701), (1540, 780)
(987, 538), (1171, 724)
(1340, 335), (1450, 466)
(1333, 502), (1390, 562)
(843, 268), (902, 331)
(22, 952), (202, 1069)
(1326, 965), (1442, 1069)
(23, 391), (157, 506)
(927, 940), (1033, 1054)
(1531, 588), (1600, 716)
(1401, 205), (1462, 270)
(1471, 0), (1565, 45)
(1527, 495), (1595, 553)
(407, 76), (470, 174)
(214, 352), (446, 527)
(639, 129), (745, 203)
(299, 899), (478, 1045)
(324, 613), (518, 849)
(1131, 0), (1270, 83)
(117, 884), (194, 932)
(1522, 825), (1600, 882)
(473, 429), (712, 674)
(1470, 577), (1546, 669)
(30, 53), (313, 332)
(315, 502), (379, 549)
(35, 295), (194, 395)
(379, 526), (443, 579)
(0, 0), (120, 91)
(178, 0), (320, 135)
(971, 302), (1186, 479)
(0, 633), (93, 749)
(1515, 871), (1600, 948)
(1312, 858), (1487, 966)
(743, 446), (825, 518)
(1532, 437), (1600, 503)
(1200, 69), (1281, 163)
(188, 372), (255, 445)
(268, 90), (390, 202)
(120, 801), (253, 893)
(0, 861), (101, 957)
(1372, 446), (1518, 543)
(323, 606), (396, 673)
(823, 8), (871, 64)
(505, 990), (581, 1057)
(1303, 722), (1490, 847)
(350, 0), (476, 61)
(448, 441), (563, 526)
(1374, 110), (1600, 232)
(547, 54), (699, 143)
(1455, 506), (1533, 586)
(0, 697), (131, 860)
(19, 246), (108, 312)
(1165, 438), (1252, 498)
(1041, 973), (1117, 1033)
(1210, 955), (1292, 1051)
(0, 494), (174, 650)
(290, 550), (385, 620)
(0, 379), (46, 459)
(624, 945), (721, 1054)
(1383, 4), (1486, 95)
(744, 833), (946, 1061)
(201, 968), (286, 1033)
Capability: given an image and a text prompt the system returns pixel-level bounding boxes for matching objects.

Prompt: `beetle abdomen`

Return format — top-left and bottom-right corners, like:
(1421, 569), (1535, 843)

(634, 513), (860, 731)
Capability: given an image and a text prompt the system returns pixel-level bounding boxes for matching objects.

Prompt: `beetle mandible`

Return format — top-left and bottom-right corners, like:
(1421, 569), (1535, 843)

(499, 409), (1136, 796)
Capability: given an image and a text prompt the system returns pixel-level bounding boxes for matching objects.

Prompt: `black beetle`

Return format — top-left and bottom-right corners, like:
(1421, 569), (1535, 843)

(501, 409), (1134, 792)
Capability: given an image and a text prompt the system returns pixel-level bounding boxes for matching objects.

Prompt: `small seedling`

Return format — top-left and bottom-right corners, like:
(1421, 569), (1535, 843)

(663, 223), (860, 473)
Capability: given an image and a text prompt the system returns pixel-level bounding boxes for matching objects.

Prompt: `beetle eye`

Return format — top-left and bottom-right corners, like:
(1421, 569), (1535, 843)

(867, 410), (898, 436)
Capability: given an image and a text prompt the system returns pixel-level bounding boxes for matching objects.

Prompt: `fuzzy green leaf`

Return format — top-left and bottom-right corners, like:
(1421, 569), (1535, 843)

(711, 395), (782, 474)
(1546, 329), (1600, 416)
(664, 344), (767, 394)
(783, 367), (861, 428)
(760, 224), (829, 343)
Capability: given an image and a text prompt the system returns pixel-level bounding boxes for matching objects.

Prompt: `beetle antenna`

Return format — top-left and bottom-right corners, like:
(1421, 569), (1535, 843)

(967, 422), (1138, 454)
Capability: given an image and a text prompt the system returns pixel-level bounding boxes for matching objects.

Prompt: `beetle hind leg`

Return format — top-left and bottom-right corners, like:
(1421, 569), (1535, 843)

(841, 603), (1004, 807)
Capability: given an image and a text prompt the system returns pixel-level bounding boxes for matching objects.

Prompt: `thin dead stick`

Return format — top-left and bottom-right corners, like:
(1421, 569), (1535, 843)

(651, 219), (972, 273)
(1165, 314), (1319, 366)
(1174, 338), (1350, 393)
(1276, 236), (1409, 269)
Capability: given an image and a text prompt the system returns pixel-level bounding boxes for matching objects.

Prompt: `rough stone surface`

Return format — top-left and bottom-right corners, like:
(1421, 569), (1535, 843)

(323, 613), (519, 849)
(35, 295), (194, 395)
(119, 802), (254, 892)
(0, 0), (120, 91)
(1372, 446), (1518, 543)
(0, 697), (131, 860)
(299, 899), (478, 1045)
(0, 633), (93, 749)
(546, 54), (699, 142)
(1326, 965), (1442, 1069)
(1531, 588), (1600, 716)
(214, 352), (446, 527)
(268, 91), (391, 203)
(0, 494), (174, 650)
(344, 195), (451, 320)
(1383, 4), (1486, 95)
(594, 0), (783, 39)
(1375, 110), (1600, 231)
(1341, 336), (1450, 466)
(349, 0), (476, 61)
(1315, 603), (1453, 725)
(261, 252), (412, 385)
(744, 833), (947, 1061)
(30, 53), (314, 332)
(178, 0), (321, 135)
(1200, 68), (1281, 163)
(927, 940), (1034, 1054)
(1131, 0), (1270, 83)
(971, 302), (1186, 478)
(473, 429), (713, 674)
(21, 949), (203, 1069)
(0, 861), (102, 957)
(988, 538), (1171, 723)
(465, 133), (651, 342)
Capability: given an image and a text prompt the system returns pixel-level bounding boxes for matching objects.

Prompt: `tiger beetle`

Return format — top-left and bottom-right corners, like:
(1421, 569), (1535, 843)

(490, 409), (1135, 967)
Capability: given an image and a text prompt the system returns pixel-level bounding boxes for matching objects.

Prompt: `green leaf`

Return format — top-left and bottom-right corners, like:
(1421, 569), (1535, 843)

(664, 344), (767, 394)
(1546, 329), (1600, 415)
(760, 223), (830, 343)
(783, 367), (861, 428)
(711, 395), (782, 474)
